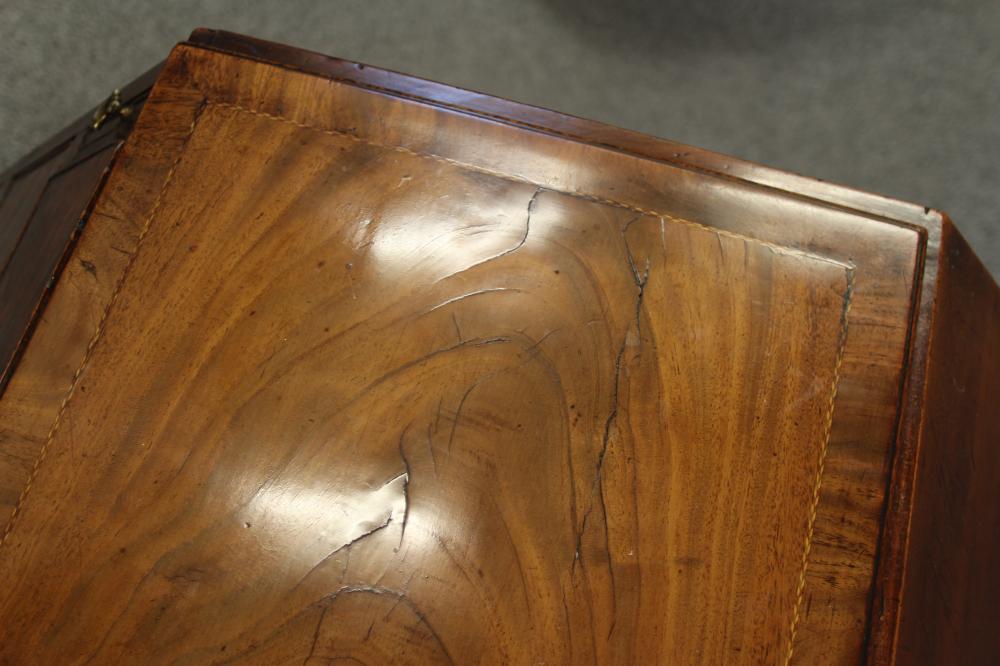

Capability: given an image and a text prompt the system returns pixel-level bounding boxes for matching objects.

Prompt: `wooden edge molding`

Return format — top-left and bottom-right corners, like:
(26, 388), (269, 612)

(868, 217), (1000, 664)
(0, 57), (206, 532)
(185, 28), (944, 233)
(1, 29), (996, 663)
(0, 65), (163, 397)
(175, 32), (1000, 663)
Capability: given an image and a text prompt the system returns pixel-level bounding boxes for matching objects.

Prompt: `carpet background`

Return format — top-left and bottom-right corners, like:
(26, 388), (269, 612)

(2, 0), (997, 277)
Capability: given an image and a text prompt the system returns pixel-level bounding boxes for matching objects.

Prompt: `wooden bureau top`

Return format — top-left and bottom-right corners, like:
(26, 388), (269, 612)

(0, 29), (993, 665)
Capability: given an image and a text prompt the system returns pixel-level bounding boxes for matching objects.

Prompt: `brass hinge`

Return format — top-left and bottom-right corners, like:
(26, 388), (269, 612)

(90, 89), (133, 130)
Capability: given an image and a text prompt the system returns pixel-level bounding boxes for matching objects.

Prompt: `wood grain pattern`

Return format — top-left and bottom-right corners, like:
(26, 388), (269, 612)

(8, 34), (991, 665)
(868, 220), (1000, 665)
(0, 194), (139, 532)
(0, 68), (158, 396)
(0, 87), (857, 663)
(184, 29), (943, 231)
(0, 147), (116, 382)
(0, 63), (197, 540)
(181, 46), (924, 663)
(895, 224), (1000, 663)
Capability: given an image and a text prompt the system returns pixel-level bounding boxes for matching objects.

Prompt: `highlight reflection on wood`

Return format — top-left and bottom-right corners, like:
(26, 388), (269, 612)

(0, 99), (852, 662)
(2, 30), (998, 665)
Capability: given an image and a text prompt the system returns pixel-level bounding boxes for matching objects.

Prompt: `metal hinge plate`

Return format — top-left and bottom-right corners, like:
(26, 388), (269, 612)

(90, 89), (133, 131)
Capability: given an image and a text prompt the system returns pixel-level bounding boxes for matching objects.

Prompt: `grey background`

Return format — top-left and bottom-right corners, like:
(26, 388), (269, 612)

(2, 0), (998, 278)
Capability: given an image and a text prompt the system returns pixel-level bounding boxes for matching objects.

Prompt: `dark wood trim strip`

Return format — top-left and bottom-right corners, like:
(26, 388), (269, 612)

(186, 28), (942, 233)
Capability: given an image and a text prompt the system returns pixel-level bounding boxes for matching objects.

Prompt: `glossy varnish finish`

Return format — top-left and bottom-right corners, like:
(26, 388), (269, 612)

(0, 32), (995, 664)
(184, 46), (925, 663)
(0, 98), (853, 662)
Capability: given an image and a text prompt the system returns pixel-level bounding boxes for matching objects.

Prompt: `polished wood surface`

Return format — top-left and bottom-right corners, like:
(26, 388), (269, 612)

(0, 30), (995, 664)
(0, 69), (158, 396)
(869, 221), (1000, 664)
(182, 44), (925, 662)
(0, 97), (852, 662)
(187, 28), (942, 232)
(0, 69), (164, 538)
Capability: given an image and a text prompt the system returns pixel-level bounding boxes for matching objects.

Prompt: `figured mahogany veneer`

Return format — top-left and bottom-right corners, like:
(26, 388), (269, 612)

(0, 29), (996, 665)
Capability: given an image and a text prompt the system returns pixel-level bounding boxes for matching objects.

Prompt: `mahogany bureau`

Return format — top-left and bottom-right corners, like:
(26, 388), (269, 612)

(0, 29), (997, 665)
